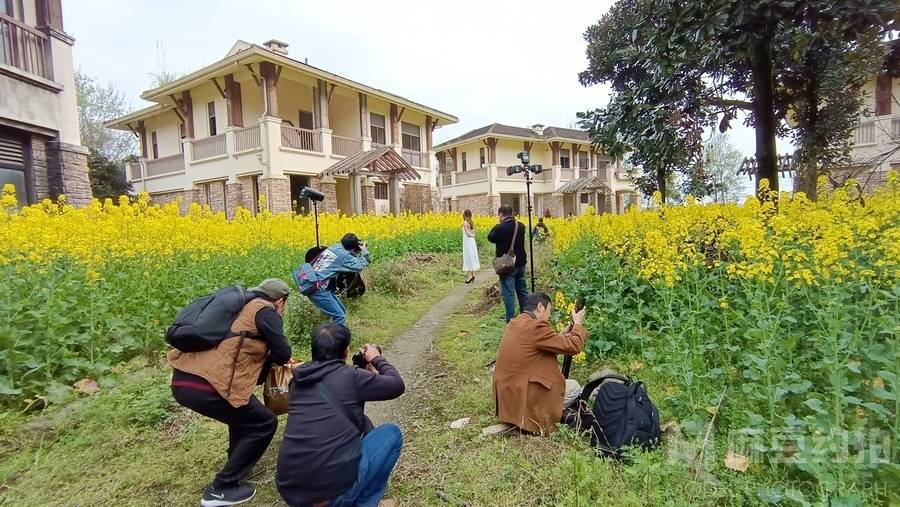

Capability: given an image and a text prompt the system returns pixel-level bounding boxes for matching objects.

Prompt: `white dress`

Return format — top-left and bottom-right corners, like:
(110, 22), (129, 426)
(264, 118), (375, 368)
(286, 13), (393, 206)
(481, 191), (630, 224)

(462, 224), (480, 272)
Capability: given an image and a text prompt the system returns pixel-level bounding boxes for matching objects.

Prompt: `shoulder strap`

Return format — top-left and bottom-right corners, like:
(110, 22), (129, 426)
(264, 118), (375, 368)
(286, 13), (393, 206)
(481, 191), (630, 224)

(507, 220), (519, 255)
(315, 381), (365, 435)
(580, 374), (631, 401)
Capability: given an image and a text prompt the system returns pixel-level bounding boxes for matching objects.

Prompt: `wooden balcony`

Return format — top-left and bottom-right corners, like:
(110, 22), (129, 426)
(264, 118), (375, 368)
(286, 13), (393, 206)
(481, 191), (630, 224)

(234, 125), (261, 152)
(332, 134), (363, 157)
(0, 14), (51, 80)
(401, 148), (425, 168)
(190, 134), (226, 161)
(281, 125), (322, 152)
(146, 154), (185, 177)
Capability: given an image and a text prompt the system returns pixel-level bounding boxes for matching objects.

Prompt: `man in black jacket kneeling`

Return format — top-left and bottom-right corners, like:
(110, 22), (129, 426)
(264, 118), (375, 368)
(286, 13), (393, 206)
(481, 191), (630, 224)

(276, 323), (405, 507)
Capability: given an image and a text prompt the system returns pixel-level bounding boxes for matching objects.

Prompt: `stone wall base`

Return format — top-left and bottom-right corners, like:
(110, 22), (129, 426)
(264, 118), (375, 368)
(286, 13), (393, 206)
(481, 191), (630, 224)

(455, 194), (501, 216)
(400, 183), (434, 213)
(259, 177), (291, 214)
(42, 140), (91, 206)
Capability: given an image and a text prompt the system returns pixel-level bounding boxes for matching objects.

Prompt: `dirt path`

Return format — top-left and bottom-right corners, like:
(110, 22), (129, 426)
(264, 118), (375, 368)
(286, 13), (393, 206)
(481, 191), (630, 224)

(365, 267), (495, 426)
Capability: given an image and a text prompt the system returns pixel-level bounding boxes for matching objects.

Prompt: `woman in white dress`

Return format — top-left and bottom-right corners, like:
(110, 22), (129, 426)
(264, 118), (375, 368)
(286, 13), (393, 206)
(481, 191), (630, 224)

(462, 209), (480, 283)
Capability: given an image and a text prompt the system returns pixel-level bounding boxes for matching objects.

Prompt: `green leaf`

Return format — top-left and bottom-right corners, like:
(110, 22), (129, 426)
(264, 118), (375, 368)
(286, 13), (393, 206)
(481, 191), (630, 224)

(803, 398), (825, 413)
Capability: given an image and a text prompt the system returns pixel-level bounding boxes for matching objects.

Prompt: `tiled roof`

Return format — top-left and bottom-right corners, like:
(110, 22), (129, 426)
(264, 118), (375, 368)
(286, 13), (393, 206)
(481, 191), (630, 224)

(435, 123), (590, 149)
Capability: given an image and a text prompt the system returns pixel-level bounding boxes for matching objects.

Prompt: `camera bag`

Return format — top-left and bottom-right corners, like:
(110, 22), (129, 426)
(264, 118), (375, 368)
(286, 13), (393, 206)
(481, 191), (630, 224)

(492, 220), (518, 276)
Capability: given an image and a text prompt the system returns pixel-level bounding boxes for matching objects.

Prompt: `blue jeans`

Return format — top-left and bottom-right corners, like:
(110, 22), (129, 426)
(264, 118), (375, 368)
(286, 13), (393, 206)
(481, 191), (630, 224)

(499, 265), (528, 322)
(307, 286), (347, 325)
(329, 423), (403, 507)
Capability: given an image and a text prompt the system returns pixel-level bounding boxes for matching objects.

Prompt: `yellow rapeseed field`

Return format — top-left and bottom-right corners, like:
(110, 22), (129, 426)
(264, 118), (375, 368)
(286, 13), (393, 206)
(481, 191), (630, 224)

(550, 175), (900, 287)
(0, 185), (496, 267)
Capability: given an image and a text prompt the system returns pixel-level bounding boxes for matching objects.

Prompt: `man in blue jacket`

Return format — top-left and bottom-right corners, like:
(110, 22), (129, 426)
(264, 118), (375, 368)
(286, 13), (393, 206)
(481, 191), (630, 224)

(294, 233), (369, 324)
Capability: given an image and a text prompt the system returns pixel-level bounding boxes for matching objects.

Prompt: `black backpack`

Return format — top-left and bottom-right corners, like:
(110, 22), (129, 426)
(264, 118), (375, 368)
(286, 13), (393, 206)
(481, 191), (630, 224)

(165, 285), (249, 352)
(579, 374), (661, 459)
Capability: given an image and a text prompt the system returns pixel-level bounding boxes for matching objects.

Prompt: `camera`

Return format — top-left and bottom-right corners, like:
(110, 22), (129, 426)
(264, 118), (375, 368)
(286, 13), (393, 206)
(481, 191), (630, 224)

(351, 344), (382, 368)
(300, 186), (325, 202)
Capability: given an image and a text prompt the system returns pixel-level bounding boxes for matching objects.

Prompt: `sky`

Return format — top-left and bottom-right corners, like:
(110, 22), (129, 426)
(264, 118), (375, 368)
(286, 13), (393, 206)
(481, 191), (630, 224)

(64, 0), (789, 192)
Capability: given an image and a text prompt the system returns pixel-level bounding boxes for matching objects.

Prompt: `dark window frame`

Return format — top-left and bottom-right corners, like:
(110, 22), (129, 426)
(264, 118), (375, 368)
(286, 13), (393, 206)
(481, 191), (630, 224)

(207, 101), (217, 136)
(370, 113), (386, 144)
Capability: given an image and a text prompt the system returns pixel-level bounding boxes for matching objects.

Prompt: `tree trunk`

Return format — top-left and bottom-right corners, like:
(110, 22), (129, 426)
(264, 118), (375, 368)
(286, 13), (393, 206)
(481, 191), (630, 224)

(794, 9), (819, 201)
(750, 35), (779, 195)
(656, 166), (666, 203)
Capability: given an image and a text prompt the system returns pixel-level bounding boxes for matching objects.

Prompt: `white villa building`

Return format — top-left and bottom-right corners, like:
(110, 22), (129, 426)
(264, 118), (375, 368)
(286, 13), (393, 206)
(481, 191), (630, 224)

(107, 39), (457, 217)
(435, 123), (638, 217)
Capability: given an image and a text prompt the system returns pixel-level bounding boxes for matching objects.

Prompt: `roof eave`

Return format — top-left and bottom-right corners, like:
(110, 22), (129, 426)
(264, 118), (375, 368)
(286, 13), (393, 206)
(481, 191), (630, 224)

(104, 104), (174, 130)
(139, 46), (458, 124)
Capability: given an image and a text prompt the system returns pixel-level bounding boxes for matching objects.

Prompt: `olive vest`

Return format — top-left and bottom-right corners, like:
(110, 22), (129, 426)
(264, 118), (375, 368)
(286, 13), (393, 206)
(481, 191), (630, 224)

(167, 298), (274, 407)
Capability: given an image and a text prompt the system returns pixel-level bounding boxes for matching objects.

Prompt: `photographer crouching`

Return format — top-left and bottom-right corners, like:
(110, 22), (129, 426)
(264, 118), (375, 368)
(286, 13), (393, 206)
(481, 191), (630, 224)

(276, 323), (405, 507)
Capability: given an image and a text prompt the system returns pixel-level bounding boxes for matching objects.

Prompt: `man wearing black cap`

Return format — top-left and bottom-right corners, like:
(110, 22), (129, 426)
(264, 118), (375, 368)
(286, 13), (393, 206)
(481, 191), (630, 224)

(168, 278), (293, 507)
(293, 233), (370, 325)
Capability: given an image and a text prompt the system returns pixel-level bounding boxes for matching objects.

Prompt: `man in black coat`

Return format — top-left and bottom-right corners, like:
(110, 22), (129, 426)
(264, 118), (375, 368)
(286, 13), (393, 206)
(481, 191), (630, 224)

(487, 205), (528, 322)
(276, 323), (405, 507)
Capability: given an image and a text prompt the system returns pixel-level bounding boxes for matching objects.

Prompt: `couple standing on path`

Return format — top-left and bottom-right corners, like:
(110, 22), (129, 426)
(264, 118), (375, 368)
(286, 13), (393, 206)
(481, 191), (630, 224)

(460, 205), (532, 322)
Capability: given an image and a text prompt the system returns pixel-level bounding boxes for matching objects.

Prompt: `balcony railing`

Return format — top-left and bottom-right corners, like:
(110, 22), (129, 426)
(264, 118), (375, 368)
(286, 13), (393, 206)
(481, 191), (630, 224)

(234, 125), (260, 152)
(854, 122), (876, 145)
(146, 154), (185, 177)
(579, 168), (592, 179)
(892, 119), (900, 142)
(402, 148), (424, 167)
(560, 168), (575, 181)
(456, 167), (487, 184)
(191, 134), (226, 161)
(333, 134), (363, 157)
(441, 173), (452, 186)
(534, 168), (553, 181)
(0, 14), (50, 80)
(127, 161), (142, 181)
(281, 125), (322, 152)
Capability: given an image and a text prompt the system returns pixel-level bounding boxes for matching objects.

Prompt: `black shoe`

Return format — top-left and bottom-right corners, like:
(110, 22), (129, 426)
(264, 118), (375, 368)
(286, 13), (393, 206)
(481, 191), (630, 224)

(200, 483), (256, 507)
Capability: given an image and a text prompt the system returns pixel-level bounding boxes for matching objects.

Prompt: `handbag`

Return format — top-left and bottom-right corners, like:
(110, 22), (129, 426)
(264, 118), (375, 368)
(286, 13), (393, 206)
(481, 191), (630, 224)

(263, 364), (294, 415)
(492, 220), (519, 277)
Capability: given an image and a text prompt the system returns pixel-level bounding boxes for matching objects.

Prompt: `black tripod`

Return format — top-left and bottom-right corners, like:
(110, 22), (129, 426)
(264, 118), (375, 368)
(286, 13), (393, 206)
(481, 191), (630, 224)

(524, 169), (536, 292)
(506, 152), (542, 292)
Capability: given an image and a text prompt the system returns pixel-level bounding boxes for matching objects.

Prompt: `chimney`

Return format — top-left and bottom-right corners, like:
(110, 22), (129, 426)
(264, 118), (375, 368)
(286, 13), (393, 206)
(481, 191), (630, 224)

(262, 39), (289, 56)
(530, 124), (545, 136)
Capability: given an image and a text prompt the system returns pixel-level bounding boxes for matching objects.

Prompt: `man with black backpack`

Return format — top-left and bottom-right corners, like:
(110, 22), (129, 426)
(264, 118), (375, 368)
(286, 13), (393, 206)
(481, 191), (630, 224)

(167, 279), (293, 507)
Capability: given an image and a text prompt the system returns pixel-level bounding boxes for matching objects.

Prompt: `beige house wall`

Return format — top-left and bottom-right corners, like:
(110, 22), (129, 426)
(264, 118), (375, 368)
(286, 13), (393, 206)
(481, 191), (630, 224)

(112, 40), (453, 216)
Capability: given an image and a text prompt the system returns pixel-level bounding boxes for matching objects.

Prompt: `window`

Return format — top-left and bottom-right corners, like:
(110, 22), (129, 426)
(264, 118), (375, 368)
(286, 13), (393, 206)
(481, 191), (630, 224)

(560, 149), (570, 168)
(0, 130), (29, 208)
(299, 110), (314, 130)
(207, 101), (217, 136)
(461, 152), (467, 171)
(374, 182), (388, 200)
(0, 0), (23, 20)
(479, 147), (485, 167)
(370, 113), (386, 145)
(401, 122), (420, 151)
(178, 123), (186, 152)
(578, 151), (589, 169)
(204, 182), (212, 206)
(875, 76), (892, 116)
(580, 193), (590, 204)
(150, 131), (159, 159)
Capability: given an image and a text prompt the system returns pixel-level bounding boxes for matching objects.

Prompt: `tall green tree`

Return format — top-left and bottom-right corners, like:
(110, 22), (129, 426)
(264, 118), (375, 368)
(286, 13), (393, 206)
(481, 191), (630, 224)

(579, 0), (898, 197)
(88, 149), (132, 200)
(74, 70), (136, 161)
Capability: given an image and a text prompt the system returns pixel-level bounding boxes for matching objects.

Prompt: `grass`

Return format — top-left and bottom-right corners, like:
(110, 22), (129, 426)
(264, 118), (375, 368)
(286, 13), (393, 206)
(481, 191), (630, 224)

(388, 292), (785, 506)
(0, 253), (463, 507)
